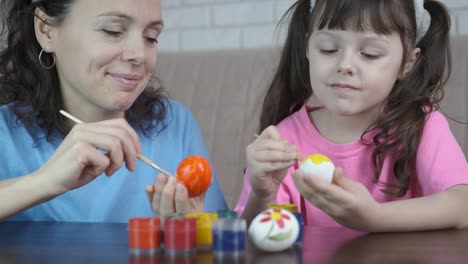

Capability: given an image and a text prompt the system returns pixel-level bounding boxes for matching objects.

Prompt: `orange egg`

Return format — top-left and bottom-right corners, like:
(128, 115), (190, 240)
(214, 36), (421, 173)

(176, 155), (212, 198)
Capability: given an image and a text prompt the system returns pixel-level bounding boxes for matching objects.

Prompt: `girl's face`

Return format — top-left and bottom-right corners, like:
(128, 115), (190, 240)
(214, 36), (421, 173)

(42, 0), (163, 120)
(306, 29), (408, 118)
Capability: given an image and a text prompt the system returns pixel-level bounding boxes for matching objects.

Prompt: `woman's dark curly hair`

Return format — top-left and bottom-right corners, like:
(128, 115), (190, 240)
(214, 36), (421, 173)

(260, 0), (451, 196)
(0, 0), (169, 139)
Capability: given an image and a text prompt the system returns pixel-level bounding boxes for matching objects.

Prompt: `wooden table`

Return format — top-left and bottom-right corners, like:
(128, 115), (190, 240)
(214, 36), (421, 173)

(1, 221), (468, 263)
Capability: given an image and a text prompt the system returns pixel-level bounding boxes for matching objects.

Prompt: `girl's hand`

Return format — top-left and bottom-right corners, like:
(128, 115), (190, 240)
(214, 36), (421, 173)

(146, 173), (205, 215)
(246, 126), (299, 200)
(292, 168), (381, 231)
(34, 119), (141, 195)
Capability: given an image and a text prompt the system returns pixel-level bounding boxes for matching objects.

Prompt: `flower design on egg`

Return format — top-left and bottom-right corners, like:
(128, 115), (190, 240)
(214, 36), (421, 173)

(249, 208), (299, 251)
(260, 209), (290, 229)
(259, 209), (293, 241)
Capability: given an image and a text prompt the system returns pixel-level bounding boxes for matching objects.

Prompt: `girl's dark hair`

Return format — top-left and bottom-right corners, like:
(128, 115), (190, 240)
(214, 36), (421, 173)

(261, 0), (451, 196)
(0, 0), (168, 139)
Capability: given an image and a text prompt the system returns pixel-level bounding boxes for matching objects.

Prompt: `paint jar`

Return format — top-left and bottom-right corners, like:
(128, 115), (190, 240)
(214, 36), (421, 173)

(128, 217), (161, 255)
(186, 213), (218, 251)
(164, 218), (197, 256)
(293, 212), (303, 245)
(159, 212), (184, 249)
(212, 219), (246, 259)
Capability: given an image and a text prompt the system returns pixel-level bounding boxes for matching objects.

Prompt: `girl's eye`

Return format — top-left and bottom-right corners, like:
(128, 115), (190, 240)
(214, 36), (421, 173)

(361, 52), (380, 60)
(102, 29), (123, 37)
(320, 49), (338, 55)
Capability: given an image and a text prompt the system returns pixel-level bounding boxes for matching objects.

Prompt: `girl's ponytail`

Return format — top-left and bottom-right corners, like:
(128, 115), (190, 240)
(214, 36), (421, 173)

(414, 0), (451, 105)
(259, 0), (312, 133)
(372, 0), (452, 196)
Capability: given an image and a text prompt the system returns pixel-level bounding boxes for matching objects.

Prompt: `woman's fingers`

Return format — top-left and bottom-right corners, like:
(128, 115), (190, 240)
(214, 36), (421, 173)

(174, 183), (189, 213)
(67, 127), (124, 175)
(97, 119), (142, 170)
(145, 185), (155, 204)
(159, 176), (177, 214)
(66, 120), (141, 174)
(152, 174), (168, 213)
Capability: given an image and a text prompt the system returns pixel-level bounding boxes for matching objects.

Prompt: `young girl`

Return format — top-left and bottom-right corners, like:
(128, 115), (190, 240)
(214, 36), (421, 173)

(235, 0), (468, 232)
(0, 0), (227, 222)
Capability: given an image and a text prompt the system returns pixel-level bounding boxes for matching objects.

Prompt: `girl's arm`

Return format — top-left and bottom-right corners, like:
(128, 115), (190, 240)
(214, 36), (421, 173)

(240, 191), (277, 224)
(372, 184), (468, 232)
(293, 169), (468, 232)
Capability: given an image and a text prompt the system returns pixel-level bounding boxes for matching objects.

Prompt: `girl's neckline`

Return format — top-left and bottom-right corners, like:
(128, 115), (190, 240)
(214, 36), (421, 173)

(296, 105), (376, 157)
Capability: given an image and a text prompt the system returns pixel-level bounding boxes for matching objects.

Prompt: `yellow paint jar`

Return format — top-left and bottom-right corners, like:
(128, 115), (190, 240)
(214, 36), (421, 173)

(185, 213), (218, 250)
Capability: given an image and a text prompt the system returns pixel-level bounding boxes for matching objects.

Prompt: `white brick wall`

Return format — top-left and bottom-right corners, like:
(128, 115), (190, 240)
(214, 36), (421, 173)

(159, 0), (468, 52)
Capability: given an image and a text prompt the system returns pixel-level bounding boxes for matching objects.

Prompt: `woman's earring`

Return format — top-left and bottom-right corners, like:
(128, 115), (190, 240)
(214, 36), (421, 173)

(38, 49), (56, 69)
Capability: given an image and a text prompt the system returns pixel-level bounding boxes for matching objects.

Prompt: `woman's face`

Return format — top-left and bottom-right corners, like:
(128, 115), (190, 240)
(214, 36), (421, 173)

(41, 0), (163, 120)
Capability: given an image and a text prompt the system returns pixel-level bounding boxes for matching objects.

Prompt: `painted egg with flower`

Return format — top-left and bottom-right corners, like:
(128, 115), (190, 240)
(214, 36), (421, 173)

(248, 208), (299, 252)
(299, 154), (335, 183)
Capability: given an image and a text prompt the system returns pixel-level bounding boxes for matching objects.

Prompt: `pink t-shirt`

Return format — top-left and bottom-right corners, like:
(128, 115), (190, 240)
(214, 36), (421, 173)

(235, 105), (468, 227)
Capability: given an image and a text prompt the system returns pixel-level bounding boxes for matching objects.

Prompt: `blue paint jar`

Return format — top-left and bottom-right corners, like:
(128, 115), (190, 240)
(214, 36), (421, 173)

(212, 219), (246, 259)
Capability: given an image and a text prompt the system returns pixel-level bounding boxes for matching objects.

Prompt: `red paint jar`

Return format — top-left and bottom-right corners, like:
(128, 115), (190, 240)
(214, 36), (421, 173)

(164, 218), (196, 256)
(128, 217), (161, 255)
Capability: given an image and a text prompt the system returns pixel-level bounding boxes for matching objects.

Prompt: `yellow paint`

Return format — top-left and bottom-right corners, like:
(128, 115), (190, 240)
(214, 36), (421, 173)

(271, 212), (282, 220)
(186, 213), (218, 247)
(304, 154), (331, 165)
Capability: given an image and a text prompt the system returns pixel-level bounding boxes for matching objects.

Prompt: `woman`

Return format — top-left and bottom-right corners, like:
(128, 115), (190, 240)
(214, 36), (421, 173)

(0, 0), (227, 222)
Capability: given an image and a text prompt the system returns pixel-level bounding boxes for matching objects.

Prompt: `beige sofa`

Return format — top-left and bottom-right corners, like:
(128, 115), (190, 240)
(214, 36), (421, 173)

(157, 36), (468, 209)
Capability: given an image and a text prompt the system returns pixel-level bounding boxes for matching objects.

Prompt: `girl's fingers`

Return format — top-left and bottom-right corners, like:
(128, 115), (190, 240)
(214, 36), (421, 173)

(258, 125), (283, 140)
(293, 170), (352, 205)
(253, 138), (296, 152)
(252, 149), (298, 163)
(332, 168), (361, 193)
(253, 160), (296, 173)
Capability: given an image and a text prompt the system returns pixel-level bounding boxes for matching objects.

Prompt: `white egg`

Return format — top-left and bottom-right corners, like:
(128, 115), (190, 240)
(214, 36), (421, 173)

(248, 209), (299, 252)
(299, 154), (335, 183)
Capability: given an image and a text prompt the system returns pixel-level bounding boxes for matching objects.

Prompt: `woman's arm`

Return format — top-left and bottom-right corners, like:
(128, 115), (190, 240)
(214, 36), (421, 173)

(0, 173), (63, 221)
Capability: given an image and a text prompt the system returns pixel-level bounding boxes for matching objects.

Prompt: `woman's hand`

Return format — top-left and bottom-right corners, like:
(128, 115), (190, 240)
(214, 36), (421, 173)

(34, 118), (141, 195)
(292, 168), (381, 231)
(146, 173), (205, 215)
(246, 126), (299, 200)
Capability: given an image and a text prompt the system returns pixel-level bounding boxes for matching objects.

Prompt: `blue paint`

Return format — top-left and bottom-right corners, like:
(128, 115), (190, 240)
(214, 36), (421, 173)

(293, 212), (303, 244)
(213, 230), (246, 253)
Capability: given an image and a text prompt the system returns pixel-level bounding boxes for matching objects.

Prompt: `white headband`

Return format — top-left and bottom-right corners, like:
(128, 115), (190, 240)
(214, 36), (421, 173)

(309, 0), (431, 42)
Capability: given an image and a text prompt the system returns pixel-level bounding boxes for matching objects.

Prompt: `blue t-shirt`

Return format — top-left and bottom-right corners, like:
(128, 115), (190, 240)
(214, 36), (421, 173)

(0, 100), (227, 222)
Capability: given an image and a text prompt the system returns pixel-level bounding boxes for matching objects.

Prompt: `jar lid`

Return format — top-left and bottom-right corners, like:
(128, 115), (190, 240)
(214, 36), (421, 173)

(212, 218), (246, 231)
(216, 210), (238, 219)
(128, 217), (160, 231)
(269, 203), (298, 213)
(186, 213), (218, 222)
